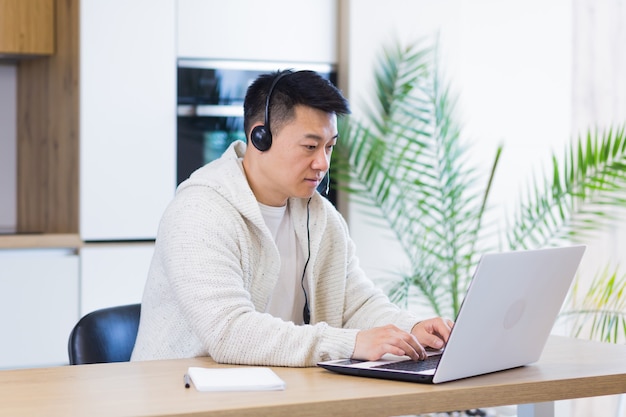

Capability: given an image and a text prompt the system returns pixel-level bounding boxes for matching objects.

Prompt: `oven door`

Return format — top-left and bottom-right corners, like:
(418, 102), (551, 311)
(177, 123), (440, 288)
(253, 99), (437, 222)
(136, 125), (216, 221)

(177, 105), (245, 185)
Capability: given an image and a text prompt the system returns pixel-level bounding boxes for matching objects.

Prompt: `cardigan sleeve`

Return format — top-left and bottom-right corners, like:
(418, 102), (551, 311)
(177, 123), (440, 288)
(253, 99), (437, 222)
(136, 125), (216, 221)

(332, 214), (421, 333)
(305, 197), (421, 335)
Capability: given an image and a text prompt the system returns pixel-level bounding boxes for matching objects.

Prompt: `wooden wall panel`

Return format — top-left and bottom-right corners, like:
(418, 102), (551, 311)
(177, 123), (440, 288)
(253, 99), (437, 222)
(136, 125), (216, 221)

(17, 0), (79, 233)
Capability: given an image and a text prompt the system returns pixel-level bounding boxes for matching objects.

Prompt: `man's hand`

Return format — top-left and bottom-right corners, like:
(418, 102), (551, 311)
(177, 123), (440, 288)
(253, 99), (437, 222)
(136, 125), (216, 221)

(352, 324), (427, 362)
(411, 317), (454, 350)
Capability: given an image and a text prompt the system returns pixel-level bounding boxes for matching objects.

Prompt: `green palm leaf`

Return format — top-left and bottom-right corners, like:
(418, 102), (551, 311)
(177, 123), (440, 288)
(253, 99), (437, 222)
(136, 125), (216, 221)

(560, 266), (626, 343)
(334, 39), (498, 318)
(508, 125), (626, 250)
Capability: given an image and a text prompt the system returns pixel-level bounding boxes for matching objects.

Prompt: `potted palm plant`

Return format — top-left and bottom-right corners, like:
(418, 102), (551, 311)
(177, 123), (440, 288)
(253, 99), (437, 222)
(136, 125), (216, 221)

(332, 38), (626, 342)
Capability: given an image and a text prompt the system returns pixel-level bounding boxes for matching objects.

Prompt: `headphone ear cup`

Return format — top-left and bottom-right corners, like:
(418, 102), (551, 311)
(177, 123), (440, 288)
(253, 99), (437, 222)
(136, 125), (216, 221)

(250, 125), (272, 151)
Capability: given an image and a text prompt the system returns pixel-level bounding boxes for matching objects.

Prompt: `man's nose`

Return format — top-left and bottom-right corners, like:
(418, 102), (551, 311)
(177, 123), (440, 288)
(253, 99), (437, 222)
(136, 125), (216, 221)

(313, 149), (330, 171)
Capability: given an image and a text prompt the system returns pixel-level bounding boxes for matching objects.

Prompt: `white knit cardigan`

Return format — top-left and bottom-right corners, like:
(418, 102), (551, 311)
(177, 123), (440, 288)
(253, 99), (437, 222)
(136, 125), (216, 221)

(131, 141), (420, 366)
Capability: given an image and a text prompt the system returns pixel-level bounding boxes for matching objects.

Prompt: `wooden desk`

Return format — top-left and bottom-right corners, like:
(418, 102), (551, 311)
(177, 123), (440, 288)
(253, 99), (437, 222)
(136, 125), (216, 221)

(1, 336), (625, 417)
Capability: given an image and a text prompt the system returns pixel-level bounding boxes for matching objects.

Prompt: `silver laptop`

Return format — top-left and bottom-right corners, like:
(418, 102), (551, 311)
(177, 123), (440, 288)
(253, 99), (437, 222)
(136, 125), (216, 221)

(318, 245), (586, 384)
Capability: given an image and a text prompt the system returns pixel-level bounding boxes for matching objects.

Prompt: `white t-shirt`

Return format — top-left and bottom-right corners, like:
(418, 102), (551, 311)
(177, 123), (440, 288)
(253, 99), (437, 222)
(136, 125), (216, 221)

(259, 202), (307, 324)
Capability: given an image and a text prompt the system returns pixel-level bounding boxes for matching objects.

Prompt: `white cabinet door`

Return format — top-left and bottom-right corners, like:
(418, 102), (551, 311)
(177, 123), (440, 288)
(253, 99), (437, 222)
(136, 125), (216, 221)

(0, 249), (79, 369)
(80, 244), (154, 316)
(177, 0), (338, 63)
(80, 0), (176, 241)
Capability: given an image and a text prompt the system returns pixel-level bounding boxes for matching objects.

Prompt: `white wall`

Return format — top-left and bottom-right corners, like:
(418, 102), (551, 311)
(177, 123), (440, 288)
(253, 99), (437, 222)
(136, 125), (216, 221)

(0, 64), (16, 233)
(572, 0), (626, 131)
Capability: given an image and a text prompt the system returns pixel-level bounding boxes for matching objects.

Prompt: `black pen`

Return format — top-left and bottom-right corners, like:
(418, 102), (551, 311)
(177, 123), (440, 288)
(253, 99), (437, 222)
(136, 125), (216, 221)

(184, 373), (191, 389)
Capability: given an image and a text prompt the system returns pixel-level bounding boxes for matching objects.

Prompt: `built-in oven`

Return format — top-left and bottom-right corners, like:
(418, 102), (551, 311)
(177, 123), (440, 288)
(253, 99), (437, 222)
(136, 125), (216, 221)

(177, 59), (338, 203)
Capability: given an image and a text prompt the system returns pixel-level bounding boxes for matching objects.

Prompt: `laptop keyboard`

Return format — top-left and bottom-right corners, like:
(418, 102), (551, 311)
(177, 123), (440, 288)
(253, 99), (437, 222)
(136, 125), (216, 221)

(372, 355), (441, 372)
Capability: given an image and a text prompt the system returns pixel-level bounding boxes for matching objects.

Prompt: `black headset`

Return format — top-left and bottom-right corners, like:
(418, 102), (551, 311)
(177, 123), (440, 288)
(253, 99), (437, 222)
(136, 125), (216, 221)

(250, 71), (293, 152)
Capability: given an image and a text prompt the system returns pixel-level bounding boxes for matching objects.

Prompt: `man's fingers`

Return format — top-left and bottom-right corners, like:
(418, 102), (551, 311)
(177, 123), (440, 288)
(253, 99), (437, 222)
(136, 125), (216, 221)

(353, 325), (430, 362)
(396, 331), (426, 361)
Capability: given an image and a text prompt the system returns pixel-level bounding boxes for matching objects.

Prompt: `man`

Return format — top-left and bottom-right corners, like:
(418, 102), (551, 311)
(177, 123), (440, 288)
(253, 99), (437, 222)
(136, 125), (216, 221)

(131, 70), (452, 366)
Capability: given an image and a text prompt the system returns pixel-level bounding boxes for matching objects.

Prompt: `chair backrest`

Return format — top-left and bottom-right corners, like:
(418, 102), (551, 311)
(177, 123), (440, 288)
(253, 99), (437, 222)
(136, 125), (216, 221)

(68, 304), (141, 365)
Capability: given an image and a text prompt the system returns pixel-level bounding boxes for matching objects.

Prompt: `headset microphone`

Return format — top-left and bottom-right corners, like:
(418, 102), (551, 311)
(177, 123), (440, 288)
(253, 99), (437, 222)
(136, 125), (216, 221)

(324, 172), (330, 196)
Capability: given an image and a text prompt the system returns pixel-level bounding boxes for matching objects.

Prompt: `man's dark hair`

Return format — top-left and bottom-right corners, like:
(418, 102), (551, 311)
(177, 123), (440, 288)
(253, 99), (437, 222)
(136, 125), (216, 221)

(243, 70), (350, 141)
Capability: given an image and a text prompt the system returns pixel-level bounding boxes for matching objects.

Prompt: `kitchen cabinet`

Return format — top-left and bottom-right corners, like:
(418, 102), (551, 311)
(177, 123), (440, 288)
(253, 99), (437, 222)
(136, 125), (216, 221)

(16, 0), (176, 240)
(0, 0), (54, 57)
(80, 244), (154, 316)
(177, 0), (338, 63)
(0, 248), (79, 369)
(79, 0), (176, 241)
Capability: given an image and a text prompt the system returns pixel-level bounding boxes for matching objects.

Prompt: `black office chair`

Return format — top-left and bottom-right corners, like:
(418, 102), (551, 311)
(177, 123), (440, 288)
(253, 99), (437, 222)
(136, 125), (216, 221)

(68, 303), (141, 365)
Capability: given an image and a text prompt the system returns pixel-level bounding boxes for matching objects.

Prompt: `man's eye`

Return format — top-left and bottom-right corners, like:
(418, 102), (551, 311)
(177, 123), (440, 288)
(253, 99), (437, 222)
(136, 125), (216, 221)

(305, 145), (317, 150)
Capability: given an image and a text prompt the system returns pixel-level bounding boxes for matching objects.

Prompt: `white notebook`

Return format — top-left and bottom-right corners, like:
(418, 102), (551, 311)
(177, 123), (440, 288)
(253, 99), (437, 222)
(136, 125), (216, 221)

(187, 366), (286, 392)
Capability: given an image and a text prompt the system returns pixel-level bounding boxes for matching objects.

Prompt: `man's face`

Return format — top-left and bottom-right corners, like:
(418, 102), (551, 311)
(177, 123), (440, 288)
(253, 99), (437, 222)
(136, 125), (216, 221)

(254, 105), (338, 206)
